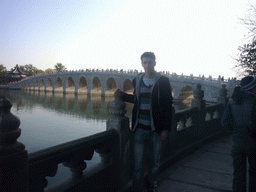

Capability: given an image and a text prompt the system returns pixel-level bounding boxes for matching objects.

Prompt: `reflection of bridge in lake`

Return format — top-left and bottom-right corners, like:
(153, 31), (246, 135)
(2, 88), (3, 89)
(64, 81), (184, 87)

(9, 70), (239, 102)
(3, 90), (133, 120)
(4, 90), (191, 121)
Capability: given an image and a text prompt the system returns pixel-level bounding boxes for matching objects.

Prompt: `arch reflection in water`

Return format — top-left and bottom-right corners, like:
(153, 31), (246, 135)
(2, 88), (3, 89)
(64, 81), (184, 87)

(0, 90), (133, 121)
(0, 90), (189, 121)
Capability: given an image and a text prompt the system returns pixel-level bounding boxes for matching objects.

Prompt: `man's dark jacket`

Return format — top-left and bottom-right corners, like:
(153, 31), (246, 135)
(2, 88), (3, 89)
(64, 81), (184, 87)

(123, 73), (173, 133)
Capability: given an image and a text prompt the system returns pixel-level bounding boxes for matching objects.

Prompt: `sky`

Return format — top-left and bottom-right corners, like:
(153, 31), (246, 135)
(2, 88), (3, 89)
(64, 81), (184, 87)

(0, 0), (254, 79)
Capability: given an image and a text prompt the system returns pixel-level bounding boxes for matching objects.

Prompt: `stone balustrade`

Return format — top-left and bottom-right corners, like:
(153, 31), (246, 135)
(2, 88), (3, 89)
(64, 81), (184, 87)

(10, 68), (237, 85)
(29, 129), (119, 192)
(8, 69), (239, 102)
(0, 83), (230, 192)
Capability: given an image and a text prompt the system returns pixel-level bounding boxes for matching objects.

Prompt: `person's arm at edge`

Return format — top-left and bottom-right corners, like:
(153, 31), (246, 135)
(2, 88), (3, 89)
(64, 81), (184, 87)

(160, 78), (173, 140)
(115, 78), (136, 103)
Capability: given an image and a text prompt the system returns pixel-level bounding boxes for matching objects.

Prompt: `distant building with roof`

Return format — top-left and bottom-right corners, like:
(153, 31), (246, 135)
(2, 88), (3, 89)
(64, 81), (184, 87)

(5, 64), (27, 83)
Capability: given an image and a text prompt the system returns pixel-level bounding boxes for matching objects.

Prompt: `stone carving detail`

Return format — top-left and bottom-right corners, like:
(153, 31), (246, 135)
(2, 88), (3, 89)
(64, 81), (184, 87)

(0, 96), (24, 155)
(191, 84), (205, 110)
(63, 157), (87, 178)
(0, 96), (28, 192)
(218, 84), (228, 105)
(193, 84), (204, 100)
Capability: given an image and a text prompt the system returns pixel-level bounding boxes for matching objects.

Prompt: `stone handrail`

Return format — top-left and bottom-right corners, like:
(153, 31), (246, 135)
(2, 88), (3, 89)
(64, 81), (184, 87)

(175, 107), (199, 130)
(9, 68), (237, 85)
(159, 103), (225, 163)
(0, 83), (230, 192)
(28, 129), (118, 191)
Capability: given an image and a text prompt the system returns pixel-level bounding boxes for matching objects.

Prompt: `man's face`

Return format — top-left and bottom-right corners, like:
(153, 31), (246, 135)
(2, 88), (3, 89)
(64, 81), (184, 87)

(141, 57), (156, 75)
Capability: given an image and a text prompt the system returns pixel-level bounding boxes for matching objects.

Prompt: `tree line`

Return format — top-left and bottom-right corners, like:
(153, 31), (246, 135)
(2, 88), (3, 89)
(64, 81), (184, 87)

(0, 63), (67, 77)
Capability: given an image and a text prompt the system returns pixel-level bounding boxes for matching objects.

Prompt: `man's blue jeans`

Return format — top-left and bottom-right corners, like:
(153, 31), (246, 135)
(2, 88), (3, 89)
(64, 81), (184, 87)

(133, 128), (162, 192)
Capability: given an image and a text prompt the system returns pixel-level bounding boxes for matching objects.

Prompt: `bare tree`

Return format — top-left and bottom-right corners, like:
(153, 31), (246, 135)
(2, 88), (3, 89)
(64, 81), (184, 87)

(239, 3), (256, 39)
(235, 3), (256, 76)
(235, 41), (256, 76)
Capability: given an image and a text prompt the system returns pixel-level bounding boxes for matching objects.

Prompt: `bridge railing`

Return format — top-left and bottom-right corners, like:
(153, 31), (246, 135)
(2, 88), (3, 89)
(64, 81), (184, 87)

(0, 83), (230, 192)
(29, 129), (119, 192)
(9, 68), (237, 84)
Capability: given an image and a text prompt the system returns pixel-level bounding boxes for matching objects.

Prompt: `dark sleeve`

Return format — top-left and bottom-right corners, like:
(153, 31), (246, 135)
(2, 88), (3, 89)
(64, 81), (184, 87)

(161, 77), (173, 131)
(221, 100), (233, 132)
(123, 93), (134, 103)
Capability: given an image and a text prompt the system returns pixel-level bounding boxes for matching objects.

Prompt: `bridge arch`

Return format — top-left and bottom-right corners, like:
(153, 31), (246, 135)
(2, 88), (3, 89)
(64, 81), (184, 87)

(178, 86), (194, 107)
(39, 79), (45, 91)
(92, 76), (101, 94)
(55, 77), (63, 92)
(35, 80), (39, 91)
(122, 79), (133, 94)
(106, 78), (117, 95)
(78, 76), (88, 94)
(46, 78), (53, 92)
(66, 76), (75, 93)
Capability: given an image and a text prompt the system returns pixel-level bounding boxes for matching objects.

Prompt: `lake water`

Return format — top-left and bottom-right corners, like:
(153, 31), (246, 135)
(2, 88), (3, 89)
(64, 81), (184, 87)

(0, 89), (189, 186)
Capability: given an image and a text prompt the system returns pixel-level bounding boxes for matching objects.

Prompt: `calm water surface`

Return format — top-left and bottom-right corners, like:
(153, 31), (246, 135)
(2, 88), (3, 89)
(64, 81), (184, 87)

(0, 89), (189, 185)
(0, 90), (132, 152)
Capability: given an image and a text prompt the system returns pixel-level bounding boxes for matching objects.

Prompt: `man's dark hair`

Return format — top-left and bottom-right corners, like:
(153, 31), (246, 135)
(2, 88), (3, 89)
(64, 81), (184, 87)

(140, 52), (156, 62)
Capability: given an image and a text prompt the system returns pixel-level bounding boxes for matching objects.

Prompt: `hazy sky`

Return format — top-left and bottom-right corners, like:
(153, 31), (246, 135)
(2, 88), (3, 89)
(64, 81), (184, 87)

(0, 0), (254, 78)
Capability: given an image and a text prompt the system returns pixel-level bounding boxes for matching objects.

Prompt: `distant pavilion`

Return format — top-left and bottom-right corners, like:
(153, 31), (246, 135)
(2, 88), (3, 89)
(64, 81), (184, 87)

(7, 64), (27, 83)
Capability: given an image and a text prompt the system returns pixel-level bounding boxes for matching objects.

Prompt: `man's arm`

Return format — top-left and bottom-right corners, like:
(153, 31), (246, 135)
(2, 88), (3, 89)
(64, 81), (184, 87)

(115, 78), (136, 103)
(123, 92), (135, 103)
(161, 78), (173, 132)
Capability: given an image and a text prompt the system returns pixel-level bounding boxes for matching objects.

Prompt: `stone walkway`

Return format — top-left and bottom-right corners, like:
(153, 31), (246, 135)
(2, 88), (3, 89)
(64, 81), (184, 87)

(156, 135), (233, 192)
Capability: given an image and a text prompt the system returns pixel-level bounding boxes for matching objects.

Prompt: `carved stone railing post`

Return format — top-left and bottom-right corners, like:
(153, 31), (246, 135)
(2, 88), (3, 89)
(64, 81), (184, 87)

(0, 96), (28, 192)
(191, 84), (205, 110)
(218, 84), (228, 107)
(106, 91), (131, 189)
(191, 84), (205, 126)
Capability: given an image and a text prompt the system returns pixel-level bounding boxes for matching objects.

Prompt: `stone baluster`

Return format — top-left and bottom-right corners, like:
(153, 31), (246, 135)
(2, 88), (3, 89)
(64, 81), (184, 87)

(180, 117), (186, 129)
(95, 146), (112, 163)
(191, 84), (205, 110)
(106, 91), (131, 189)
(191, 84), (205, 126)
(62, 156), (87, 178)
(0, 96), (29, 192)
(218, 84), (228, 107)
(29, 161), (58, 191)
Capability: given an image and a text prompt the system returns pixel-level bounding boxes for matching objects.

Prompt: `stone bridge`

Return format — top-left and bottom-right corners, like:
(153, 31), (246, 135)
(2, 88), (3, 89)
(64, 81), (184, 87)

(9, 69), (239, 102)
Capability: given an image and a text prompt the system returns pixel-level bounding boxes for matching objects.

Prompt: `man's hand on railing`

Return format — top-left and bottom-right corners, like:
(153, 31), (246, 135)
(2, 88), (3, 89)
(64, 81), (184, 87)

(114, 89), (125, 97)
(115, 89), (123, 94)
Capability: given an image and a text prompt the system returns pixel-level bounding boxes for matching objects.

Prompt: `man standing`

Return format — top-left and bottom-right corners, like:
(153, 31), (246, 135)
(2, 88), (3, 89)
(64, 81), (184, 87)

(118, 52), (173, 192)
